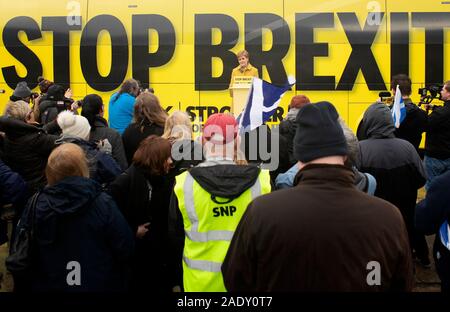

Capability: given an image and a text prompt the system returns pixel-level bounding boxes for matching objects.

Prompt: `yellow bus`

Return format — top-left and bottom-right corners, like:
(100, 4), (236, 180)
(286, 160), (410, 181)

(1, 0), (449, 135)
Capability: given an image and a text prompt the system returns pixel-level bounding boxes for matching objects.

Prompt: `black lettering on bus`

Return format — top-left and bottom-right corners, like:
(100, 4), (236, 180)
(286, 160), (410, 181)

(412, 12), (450, 86)
(245, 13), (290, 85)
(2, 16), (42, 89)
(390, 13), (409, 78)
(80, 15), (128, 91)
(296, 13), (335, 90)
(42, 16), (82, 89)
(194, 14), (239, 91)
(336, 13), (386, 91)
(132, 14), (176, 89)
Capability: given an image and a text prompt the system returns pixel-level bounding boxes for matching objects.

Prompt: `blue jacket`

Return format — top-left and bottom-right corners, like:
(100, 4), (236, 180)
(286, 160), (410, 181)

(20, 176), (134, 292)
(416, 170), (450, 239)
(0, 159), (27, 208)
(55, 136), (122, 185)
(108, 93), (136, 135)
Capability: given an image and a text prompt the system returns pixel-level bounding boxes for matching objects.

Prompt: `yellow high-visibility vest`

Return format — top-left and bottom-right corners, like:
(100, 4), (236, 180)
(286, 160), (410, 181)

(174, 168), (271, 292)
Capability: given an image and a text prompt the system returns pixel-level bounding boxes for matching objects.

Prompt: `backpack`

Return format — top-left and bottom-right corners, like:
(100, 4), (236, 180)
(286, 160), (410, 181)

(5, 192), (39, 274)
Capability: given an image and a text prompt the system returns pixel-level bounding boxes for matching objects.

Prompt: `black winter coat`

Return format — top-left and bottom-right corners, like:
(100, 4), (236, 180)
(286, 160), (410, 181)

(122, 121), (164, 165)
(109, 164), (173, 291)
(0, 117), (57, 194)
(425, 100), (450, 159)
(391, 99), (427, 154)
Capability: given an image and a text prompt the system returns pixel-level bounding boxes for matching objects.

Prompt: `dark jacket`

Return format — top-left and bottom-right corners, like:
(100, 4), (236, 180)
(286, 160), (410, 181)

(391, 99), (428, 153)
(415, 170), (450, 289)
(122, 121), (164, 165)
(425, 100), (450, 159)
(0, 117), (57, 194)
(222, 164), (413, 291)
(0, 159), (28, 245)
(279, 117), (297, 166)
(0, 159), (28, 209)
(22, 176), (134, 292)
(89, 117), (128, 170)
(55, 136), (122, 185)
(167, 139), (204, 179)
(109, 164), (173, 291)
(168, 162), (263, 288)
(38, 97), (72, 125)
(357, 103), (426, 222)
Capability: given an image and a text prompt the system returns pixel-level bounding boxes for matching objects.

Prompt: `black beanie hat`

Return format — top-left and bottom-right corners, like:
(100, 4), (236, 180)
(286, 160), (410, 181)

(293, 101), (347, 163)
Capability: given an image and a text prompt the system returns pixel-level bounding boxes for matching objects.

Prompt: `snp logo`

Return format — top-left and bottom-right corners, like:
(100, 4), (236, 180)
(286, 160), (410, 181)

(366, 261), (381, 286)
(66, 261), (81, 286)
(212, 206), (237, 217)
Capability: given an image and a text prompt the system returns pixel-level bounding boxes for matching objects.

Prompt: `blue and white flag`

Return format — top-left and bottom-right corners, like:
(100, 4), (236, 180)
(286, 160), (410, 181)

(439, 220), (450, 251)
(391, 84), (406, 128)
(238, 77), (295, 133)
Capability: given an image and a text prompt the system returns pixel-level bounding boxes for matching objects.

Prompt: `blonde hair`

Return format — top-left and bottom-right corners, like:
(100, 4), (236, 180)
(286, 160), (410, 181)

(237, 50), (249, 59)
(46, 143), (89, 186)
(162, 111), (192, 142)
(4, 100), (31, 121)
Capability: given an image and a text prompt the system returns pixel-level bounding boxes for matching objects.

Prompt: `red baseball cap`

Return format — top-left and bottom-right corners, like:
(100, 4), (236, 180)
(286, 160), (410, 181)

(203, 113), (238, 144)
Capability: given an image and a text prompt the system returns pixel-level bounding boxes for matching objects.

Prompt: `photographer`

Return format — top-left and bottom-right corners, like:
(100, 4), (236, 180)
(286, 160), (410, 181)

(37, 84), (74, 125)
(390, 74), (427, 154)
(424, 80), (450, 188)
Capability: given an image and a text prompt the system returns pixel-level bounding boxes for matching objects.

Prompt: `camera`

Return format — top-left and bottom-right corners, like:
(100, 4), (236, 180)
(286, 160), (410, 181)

(418, 84), (443, 105)
(378, 91), (392, 104)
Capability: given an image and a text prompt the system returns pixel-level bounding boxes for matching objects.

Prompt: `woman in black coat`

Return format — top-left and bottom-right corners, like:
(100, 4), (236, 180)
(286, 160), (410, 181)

(122, 92), (167, 165)
(0, 100), (57, 194)
(109, 135), (173, 292)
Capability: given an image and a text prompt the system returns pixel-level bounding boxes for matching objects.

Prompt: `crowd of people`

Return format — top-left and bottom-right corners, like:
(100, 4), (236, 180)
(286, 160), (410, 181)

(0, 72), (449, 293)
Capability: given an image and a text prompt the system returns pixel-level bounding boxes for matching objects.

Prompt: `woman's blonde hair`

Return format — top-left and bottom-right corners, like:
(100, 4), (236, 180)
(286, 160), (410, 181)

(237, 50), (249, 59)
(162, 110), (192, 142)
(133, 92), (168, 131)
(4, 100), (31, 121)
(45, 143), (89, 186)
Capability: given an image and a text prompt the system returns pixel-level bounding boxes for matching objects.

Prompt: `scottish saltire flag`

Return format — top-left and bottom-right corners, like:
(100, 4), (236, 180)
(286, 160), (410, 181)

(238, 77), (295, 133)
(391, 84), (406, 128)
(439, 220), (450, 251)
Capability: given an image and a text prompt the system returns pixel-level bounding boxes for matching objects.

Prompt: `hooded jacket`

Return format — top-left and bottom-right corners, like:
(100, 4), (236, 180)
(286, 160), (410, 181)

(222, 164), (413, 291)
(357, 103), (426, 216)
(168, 161), (265, 288)
(20, 176), (134, 292)
(357, 103), (426, 262)
(0, 117), (57, 193)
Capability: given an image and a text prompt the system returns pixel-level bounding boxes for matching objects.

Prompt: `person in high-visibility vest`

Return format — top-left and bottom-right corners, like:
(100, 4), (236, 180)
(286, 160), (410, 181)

(168, 113), (271, 292)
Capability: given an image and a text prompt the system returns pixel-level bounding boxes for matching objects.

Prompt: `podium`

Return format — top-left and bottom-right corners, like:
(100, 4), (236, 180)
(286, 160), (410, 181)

(230, 76), (253, 117)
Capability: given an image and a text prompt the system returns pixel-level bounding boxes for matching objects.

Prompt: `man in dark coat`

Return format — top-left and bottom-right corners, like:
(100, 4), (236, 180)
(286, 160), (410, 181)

(222, 101), (413, 291)
(357, 102), (429, 267)
(389, 74), (427, 154)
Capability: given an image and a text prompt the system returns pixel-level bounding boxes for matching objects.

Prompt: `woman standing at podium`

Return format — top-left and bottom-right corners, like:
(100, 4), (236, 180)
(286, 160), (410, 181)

(229, 50), (259, 96)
